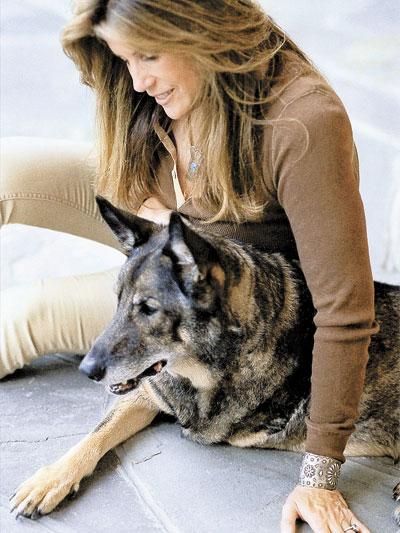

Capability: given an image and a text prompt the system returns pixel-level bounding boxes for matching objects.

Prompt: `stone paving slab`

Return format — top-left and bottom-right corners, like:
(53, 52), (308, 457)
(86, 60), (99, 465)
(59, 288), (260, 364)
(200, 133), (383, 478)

(0, 225), (124, 290)
(116, 425), (399, 533)
(1, 446), (161, 533)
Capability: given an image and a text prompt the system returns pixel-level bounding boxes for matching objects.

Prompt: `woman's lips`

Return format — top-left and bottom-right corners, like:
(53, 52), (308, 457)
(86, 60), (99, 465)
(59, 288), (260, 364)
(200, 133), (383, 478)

(155, 89), (174, 104)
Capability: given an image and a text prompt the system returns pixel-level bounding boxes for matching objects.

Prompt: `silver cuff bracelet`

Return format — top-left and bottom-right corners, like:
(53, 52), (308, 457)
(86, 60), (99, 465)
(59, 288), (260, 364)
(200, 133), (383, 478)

(298, 452), (342, 490)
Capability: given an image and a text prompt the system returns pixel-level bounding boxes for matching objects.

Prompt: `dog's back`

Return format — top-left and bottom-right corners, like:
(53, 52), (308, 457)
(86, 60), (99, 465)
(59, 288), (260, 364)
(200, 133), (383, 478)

(206, 264), (400, 458)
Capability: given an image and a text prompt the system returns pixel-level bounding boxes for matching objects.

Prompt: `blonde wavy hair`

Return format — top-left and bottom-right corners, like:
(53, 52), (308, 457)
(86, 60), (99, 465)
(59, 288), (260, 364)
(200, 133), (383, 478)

(61, 0), (318, 223)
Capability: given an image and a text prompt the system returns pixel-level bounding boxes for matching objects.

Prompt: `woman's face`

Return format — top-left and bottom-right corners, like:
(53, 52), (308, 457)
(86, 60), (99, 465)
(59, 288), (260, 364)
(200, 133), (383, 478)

(104, 36), (202, 121)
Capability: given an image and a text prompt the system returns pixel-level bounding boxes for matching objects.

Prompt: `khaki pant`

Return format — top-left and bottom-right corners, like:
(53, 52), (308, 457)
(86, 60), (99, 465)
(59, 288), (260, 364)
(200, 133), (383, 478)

(0, 137), (124, 378)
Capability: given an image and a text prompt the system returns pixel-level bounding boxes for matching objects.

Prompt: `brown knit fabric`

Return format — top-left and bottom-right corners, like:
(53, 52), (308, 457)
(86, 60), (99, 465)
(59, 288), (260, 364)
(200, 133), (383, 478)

(151, 60), (378, 462)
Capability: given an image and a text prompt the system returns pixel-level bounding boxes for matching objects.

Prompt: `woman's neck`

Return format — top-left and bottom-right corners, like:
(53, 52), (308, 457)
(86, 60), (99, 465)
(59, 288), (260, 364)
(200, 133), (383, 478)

(172, 119), (187, 138)
(172, 117), (196, 147)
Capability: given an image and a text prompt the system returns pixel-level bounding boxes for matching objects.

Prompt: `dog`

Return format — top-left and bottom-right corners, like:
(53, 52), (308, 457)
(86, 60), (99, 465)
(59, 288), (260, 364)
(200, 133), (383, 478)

(11, 196), (400, 522)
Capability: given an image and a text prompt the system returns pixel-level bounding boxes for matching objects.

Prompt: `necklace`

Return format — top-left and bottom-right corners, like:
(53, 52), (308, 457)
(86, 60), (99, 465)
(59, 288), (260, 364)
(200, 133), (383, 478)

(186, 145), (204, 180)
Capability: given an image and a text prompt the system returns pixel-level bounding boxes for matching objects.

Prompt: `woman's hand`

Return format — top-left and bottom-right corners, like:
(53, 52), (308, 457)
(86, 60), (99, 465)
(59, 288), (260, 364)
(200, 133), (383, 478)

(137, 196), (172, 225)
(280, 485), (370, 533)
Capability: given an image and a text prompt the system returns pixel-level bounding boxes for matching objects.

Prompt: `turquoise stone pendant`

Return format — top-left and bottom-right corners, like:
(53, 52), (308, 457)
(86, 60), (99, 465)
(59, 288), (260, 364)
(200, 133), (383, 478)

(187, 145), (204, 180)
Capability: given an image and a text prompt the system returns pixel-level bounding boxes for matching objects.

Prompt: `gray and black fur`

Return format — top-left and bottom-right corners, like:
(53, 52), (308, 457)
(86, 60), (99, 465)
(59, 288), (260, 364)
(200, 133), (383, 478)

(11, 196), (400, 521)
(84, 198), (399, 461)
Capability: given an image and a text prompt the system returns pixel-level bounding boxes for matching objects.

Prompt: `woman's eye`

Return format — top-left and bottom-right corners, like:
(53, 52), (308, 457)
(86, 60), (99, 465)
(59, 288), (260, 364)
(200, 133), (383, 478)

(121, 55), (157, 65)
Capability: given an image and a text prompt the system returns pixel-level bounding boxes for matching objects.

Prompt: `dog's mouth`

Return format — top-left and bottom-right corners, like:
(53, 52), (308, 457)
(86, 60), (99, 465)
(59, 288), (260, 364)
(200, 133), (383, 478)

(108, 360), (167, 395)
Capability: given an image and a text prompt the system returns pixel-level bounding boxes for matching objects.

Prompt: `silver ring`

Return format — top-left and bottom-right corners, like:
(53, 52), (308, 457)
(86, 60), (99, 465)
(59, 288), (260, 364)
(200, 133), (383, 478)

(343, 525), (360, 532)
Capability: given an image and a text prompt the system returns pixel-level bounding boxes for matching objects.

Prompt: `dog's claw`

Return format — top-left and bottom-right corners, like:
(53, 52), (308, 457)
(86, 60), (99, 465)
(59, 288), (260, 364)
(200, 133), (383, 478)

(13, 502), (43, 521)
(30, 509), (42, 520)
(67, 489), (78, 501)
(9, 500), (18, 513)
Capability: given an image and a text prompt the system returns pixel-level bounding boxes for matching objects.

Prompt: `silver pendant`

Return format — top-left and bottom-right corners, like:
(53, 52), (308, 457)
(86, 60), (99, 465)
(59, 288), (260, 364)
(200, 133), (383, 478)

(187, 145), (203, 180)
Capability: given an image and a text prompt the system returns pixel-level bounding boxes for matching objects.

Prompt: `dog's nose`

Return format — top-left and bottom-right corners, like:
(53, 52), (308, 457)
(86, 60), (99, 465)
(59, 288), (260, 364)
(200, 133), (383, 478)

(79, 347), (107, 381)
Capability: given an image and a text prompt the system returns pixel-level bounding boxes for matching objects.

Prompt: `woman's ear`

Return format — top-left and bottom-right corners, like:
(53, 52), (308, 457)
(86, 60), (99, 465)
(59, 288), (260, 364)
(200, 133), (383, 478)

(95, 196), (160, 255)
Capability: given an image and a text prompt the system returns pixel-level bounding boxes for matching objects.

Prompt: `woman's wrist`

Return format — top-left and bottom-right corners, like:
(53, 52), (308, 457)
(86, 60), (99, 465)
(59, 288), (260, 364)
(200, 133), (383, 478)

(298, 452), (342, 490)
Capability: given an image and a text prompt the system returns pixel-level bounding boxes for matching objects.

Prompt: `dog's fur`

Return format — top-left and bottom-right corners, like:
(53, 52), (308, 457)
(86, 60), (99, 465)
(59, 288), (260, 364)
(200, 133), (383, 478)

(11, 197), (400, 522)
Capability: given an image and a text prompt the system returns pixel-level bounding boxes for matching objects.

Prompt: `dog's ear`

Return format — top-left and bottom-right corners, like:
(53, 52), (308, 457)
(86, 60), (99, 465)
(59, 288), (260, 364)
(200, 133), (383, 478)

(163, 213), (225, 295)
(96, 196), (159, 255)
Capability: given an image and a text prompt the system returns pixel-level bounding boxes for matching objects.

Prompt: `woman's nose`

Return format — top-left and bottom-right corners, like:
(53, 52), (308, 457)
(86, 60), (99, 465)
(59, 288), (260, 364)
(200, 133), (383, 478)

(128, 63), (154, 93)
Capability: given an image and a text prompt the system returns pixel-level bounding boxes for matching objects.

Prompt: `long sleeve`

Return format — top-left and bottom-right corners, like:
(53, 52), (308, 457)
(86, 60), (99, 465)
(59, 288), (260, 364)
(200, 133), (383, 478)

(271, 88), (379, 462)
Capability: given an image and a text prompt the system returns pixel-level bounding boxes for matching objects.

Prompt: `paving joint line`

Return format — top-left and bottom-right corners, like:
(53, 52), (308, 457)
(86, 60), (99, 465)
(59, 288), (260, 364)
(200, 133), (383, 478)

(116, 447), (181, 533)
(0, 432), (87, 444)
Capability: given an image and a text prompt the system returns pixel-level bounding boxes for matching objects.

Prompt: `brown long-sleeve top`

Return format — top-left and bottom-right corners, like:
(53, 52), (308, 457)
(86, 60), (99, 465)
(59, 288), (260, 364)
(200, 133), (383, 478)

(147, 57), (378, 462)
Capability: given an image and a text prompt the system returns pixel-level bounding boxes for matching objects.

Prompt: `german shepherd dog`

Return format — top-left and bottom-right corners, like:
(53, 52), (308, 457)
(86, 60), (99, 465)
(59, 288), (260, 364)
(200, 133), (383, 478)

(11, 197), (400, 522)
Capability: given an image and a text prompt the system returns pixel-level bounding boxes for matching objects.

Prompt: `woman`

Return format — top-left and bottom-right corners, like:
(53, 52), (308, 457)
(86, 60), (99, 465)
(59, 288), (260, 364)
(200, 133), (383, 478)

(1, 1), (377, 531)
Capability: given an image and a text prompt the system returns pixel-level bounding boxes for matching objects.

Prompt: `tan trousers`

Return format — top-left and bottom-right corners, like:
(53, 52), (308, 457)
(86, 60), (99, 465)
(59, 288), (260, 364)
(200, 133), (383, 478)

(0, 137), (124, 378)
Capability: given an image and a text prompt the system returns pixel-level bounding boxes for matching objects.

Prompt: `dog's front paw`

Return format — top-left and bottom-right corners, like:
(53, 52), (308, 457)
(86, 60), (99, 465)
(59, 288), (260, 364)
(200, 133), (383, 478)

(10, 461), (81, 519)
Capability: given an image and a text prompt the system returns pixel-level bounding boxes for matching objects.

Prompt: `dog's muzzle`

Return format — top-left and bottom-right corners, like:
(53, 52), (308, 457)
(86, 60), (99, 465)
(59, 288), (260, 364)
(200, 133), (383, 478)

(79, 347), (107, 382)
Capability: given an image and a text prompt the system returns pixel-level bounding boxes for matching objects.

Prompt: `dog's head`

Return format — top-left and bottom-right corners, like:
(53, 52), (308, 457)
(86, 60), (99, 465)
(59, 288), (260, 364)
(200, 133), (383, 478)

(79, 197), (249, 395)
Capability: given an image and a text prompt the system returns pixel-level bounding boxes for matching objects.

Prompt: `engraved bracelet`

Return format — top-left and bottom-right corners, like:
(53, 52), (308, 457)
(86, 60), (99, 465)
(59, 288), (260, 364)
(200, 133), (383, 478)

(298, 452), (342, 490)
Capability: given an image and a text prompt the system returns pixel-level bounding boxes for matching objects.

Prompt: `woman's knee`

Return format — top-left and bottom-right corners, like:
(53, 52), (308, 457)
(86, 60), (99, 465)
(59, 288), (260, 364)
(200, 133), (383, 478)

(0, 138), (122, 250)
(0, 137), (95, 226)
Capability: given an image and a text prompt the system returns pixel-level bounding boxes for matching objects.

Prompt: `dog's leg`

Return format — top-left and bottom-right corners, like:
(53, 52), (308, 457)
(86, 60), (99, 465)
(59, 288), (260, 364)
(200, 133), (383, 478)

(10, 386), (159, 518)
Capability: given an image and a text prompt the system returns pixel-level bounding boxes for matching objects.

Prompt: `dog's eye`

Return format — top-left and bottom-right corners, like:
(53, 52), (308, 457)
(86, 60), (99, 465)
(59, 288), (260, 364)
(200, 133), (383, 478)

(139, 299), (159, 316)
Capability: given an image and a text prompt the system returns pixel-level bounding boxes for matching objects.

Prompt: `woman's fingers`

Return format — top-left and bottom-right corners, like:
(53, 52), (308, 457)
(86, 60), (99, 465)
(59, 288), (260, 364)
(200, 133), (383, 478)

(340, 508), (371, 533)
(280, 498), (298, 533)
(280, 486), (370, 533)
(280, 490), (331, 533)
